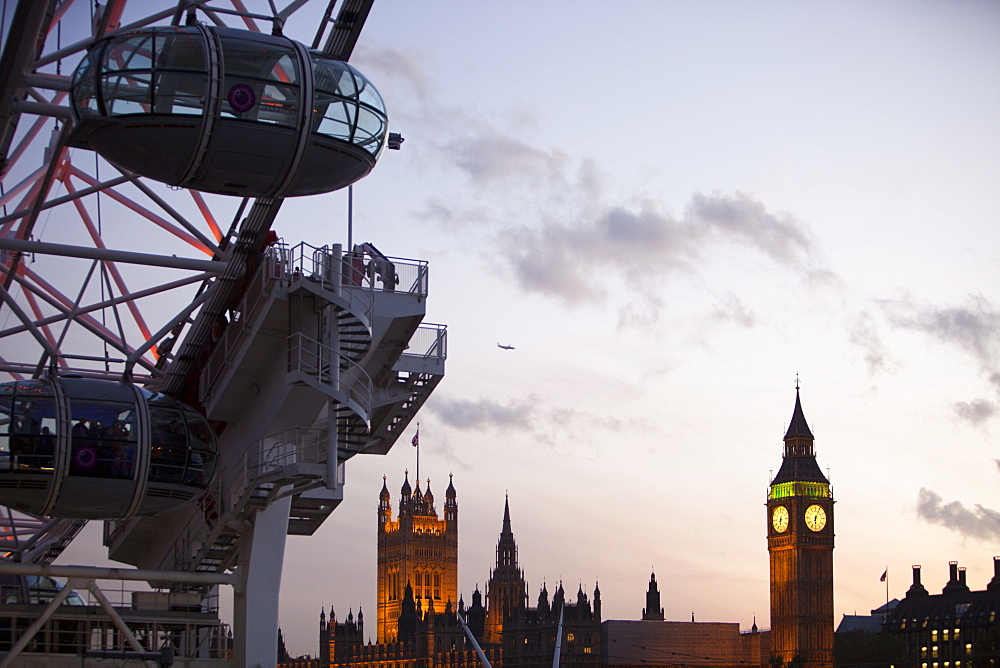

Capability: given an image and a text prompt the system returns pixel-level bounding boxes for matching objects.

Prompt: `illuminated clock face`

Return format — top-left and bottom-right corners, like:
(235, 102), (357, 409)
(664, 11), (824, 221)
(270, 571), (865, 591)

(772, 506), (789, 533)
(805, 504), (827, 531)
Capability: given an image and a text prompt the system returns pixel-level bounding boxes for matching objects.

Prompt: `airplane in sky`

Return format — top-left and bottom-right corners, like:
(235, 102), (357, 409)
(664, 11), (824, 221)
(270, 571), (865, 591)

(497, 342), (515, 350)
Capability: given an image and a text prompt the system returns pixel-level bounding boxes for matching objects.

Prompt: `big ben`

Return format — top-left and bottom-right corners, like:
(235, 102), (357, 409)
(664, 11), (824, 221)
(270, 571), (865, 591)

(767, 385), (834, 667)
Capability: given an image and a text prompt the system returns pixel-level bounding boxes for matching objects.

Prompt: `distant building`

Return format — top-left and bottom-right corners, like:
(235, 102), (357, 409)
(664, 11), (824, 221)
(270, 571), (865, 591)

(880, 559), (1000, 666)
(604, 620), (750, 666)
(835, 600), (897, 636)
(290, 477), (602, 668)
(485, 496), (526, 645)
(377, 472), (459, 643)
(602, 574), (769, 667)
(833, 601), (901, 667)
(484, 496), (603, 667)
(643, 572), (665, 621)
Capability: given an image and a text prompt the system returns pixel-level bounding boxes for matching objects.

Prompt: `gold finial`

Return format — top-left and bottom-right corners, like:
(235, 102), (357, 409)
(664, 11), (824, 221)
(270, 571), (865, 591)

(795, 373), (800, 391)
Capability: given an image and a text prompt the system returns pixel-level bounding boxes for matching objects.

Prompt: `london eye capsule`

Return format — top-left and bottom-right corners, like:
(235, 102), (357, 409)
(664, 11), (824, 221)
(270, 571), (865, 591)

(0, 377), (218, 519)
(68, 25), (388, 197)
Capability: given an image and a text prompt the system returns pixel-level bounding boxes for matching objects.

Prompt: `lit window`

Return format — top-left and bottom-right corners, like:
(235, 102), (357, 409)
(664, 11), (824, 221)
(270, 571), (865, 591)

(933, 631), (939, 642)
(584, 647), (592, 654)
(567, 633), (575, 642)
(965, 644), (972, 655)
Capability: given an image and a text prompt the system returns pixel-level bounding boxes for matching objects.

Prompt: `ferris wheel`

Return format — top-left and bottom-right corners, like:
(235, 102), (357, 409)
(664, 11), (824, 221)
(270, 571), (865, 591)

(0, 1), (446, 664)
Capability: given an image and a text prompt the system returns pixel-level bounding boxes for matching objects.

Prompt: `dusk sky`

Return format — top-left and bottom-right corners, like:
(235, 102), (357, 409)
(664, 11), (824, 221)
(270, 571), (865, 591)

(38, 0), (1000, 659)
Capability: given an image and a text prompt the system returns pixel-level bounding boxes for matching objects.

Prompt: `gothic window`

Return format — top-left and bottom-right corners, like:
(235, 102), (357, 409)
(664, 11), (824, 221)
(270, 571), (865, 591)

(434, 572), (441, 599)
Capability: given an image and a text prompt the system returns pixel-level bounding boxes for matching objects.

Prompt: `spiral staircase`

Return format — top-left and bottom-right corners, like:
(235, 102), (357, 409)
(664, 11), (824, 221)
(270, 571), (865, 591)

(103, 242), (446, 576)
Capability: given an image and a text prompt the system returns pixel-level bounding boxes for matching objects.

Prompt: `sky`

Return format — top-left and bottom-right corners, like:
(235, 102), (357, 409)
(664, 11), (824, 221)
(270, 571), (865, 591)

(16, 0), (1000, 659)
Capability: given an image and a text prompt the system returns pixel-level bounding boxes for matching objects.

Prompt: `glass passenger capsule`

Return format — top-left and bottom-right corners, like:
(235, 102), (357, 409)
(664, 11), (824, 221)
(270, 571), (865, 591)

(0, 377), (218, 519)
(68, 25), (387, 197)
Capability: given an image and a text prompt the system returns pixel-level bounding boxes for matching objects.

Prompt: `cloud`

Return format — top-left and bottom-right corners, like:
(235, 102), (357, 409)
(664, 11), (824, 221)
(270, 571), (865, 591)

(427, 395), (653, 456)
(952, 398), (996, 426)
(882, 293), (999, 371)
(427, 396), (538, 432)
(363, 45), (829, 326)
(712, 293), (757, 328)
(443, 133), (569, 185)
(916, 488), (1000, 543)
(495, 192), (823, 311)
(879, 294), (1000, 425)
(849, 310), (898, 375)
(686, 191), (813, 267)
(352, 45), (434, 110)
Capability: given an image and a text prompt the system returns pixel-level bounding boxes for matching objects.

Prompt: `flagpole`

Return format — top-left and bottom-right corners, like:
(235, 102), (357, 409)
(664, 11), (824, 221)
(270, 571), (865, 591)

(885, 565), (889, 609)
(415, 424), (420, 484)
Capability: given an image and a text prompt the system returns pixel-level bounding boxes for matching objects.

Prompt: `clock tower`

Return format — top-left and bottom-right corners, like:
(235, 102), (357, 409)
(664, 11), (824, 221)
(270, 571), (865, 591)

(767, 385), (834, 667)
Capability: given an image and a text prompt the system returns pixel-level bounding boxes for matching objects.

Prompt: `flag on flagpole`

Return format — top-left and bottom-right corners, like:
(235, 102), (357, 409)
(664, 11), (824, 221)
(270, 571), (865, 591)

(880, 569), (887, 582)
(411, 427), (419, 447)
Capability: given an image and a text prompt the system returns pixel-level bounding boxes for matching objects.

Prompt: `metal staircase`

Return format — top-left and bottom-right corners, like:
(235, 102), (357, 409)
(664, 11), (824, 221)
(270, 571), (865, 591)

(1, 516), (88, 565)
(121, 242), (446, 579)
(165, 427), (335, 576)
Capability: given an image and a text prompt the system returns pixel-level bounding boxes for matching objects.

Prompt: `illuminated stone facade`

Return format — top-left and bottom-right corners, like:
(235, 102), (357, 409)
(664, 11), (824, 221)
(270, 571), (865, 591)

(377, 472), (459, 643)
(766, 388), (834, 667)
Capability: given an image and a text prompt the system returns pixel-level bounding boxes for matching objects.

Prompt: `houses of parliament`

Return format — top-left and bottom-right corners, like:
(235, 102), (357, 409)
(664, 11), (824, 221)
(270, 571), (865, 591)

(281, 389), (842, 668)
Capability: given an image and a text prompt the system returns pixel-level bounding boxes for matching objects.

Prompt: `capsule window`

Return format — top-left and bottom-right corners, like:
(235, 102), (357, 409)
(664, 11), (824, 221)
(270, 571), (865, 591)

(219, 37), (300, 126)
(149, 406), (189, 484)
(182, 407), (216, 488)
(68, 400), (138, 479)
(0, 381), (58, 474)
(102, 72), (152, 115)
(106, 34), (155, 73)
(71, 50), (101, 117)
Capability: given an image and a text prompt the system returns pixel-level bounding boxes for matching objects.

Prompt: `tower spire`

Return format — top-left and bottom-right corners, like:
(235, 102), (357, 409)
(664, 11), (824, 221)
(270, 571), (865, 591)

(502, 493), (512, 534)
(485, 494), (527, 644)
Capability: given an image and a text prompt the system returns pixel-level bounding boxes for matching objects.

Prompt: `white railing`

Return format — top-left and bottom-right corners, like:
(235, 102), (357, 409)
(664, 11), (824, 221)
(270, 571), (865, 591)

(277, 242), (376, 326)
(377, 256), (428, 296)
(160, 426), (347, 573)
(199, 241), (382, 401)
(229, 426), (340, 499)
(245, 427), (341, 479)
(286, 332), (373, 416)
(401, 323), (448, 361)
